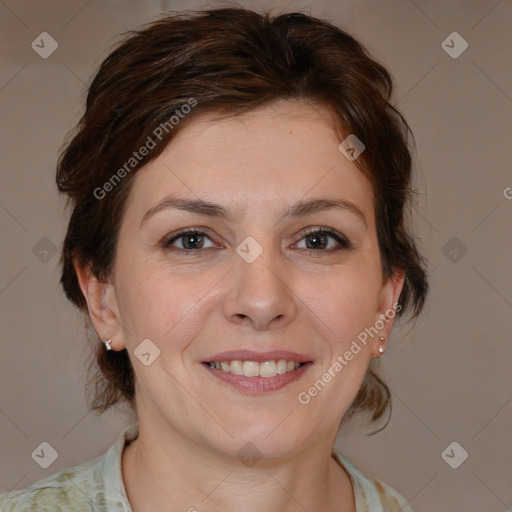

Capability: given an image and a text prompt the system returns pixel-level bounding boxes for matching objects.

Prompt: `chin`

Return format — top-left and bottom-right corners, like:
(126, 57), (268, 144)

(213, 422), (306, 461)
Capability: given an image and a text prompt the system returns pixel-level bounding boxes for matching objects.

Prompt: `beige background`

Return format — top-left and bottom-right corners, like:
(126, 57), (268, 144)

(0, 0), (511, 510)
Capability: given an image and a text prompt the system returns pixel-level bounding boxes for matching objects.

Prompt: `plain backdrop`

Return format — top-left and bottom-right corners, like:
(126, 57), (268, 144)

(0, 1), (511, 510)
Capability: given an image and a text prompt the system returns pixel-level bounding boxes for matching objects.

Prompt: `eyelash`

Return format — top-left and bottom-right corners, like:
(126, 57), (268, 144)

(160, 227), (351, 256)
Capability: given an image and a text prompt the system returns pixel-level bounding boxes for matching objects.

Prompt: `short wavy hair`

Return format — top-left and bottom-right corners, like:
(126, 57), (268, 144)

(56, 7), (429, 432)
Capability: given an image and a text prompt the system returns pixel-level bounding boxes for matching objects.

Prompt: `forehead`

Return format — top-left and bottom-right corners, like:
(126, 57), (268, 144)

(123, 100), (374, 223)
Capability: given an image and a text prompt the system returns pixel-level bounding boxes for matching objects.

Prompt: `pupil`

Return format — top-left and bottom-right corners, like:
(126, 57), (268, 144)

(184, 234), (203, 249)
(307, 233), (326, 249)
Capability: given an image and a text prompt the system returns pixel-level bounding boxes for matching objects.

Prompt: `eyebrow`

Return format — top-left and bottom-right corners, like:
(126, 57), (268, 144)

(140, 195), (367, 227)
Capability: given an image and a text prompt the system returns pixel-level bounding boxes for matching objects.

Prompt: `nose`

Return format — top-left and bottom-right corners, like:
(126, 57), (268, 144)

(223, 244), (297, 331)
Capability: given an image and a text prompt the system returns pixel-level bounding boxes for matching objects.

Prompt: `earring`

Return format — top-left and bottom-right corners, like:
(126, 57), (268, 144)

(104, 339), (112, 351)
(378, 336), (385, 354)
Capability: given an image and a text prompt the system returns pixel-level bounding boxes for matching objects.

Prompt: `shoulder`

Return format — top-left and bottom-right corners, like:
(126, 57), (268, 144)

(0, 455), (105, 512)
(332, 449), (413, 512)
(0, 423), (137, 512)
(366, 474), (414, 512)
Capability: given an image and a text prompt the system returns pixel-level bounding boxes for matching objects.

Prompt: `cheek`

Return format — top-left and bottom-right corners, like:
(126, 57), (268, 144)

(303, 266), (381, 347)
(305, 276), (377, 413)
(114, 259), (220, 347)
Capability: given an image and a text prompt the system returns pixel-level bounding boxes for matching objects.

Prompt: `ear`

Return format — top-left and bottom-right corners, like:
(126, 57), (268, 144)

(73, 257), (125, 351)
(371, 267), (405, 357)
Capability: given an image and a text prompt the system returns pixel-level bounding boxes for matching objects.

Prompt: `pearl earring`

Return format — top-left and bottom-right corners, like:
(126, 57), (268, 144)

(104, 339), (112, 351)
(378, 336), (385, 354)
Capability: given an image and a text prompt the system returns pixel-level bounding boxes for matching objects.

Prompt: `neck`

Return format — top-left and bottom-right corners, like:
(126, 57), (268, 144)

(121, 421), (355, 512)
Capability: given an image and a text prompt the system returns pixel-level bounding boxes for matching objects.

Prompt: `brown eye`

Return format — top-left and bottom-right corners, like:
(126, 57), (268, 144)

(161, 230), (216, 254)
(296, 228), (350, 252)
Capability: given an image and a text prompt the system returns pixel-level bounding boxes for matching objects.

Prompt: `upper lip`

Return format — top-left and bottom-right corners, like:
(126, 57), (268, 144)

(202, 350), (313, 363)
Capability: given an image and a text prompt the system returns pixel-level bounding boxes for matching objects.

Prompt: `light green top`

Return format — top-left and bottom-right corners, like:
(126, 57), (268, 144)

(0, 423), (413, 511)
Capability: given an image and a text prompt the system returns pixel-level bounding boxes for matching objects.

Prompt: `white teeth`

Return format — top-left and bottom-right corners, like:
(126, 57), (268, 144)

(230, 360), (243, 375)
(276, 360), (287, 374)
(242, 361), (259, 377)
(206, 359), (305, 377)
(259, 361), (277, 377)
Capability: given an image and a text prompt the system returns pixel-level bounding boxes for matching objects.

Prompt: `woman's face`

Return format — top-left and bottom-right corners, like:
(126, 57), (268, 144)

(96, 100), (403, 458)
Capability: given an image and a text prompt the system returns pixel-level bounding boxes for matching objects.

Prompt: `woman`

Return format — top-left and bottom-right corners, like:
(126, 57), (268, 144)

(0, 7), (428, 511)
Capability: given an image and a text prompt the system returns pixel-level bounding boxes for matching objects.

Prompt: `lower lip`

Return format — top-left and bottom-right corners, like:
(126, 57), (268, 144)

(202, 362), (313, 394)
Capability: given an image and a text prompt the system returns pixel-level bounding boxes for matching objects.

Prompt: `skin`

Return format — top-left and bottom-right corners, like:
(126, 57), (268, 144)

(75, 99), (404, 512)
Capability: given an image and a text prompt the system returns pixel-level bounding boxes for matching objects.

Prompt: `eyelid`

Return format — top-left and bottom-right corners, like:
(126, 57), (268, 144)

(294, 226), (351, 249)
(160, 227), (218, 249)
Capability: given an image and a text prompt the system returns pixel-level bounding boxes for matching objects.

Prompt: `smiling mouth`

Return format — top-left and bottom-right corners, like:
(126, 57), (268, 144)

(202, 359), (308, 378)
(202, 359), (312, 394)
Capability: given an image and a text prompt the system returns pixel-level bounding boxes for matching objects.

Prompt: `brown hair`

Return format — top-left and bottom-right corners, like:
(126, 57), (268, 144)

(56, 7), (429, 431)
